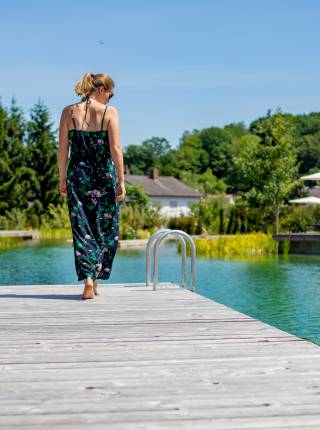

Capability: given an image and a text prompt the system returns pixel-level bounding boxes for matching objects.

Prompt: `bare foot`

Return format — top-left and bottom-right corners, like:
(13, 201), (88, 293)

(82, 278), (95, 300)
(93, 279), (99, 295)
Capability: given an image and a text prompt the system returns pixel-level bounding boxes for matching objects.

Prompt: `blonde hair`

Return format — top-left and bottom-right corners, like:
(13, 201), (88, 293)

(74, 72), (115, 98)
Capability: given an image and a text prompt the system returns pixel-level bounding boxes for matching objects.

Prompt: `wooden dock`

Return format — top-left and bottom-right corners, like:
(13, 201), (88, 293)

(1, 282), (320, 429)
(274, 232), (320, 254)
(0, 230), (40, 240)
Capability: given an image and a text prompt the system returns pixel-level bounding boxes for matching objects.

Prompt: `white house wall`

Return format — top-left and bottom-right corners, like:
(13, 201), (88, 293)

(150, 196), (200, 217)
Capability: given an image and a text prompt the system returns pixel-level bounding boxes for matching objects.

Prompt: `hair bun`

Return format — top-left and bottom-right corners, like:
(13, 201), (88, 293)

(74, 72), (115, 97)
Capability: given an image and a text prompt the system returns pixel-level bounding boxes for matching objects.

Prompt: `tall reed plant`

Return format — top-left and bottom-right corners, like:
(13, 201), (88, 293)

(191, 232), (278, 257)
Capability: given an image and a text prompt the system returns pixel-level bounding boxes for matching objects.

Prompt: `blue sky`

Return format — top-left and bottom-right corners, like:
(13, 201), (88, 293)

(1, 0), (319, 149)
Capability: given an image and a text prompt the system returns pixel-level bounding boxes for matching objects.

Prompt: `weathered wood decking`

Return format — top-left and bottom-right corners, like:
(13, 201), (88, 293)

(0, 230), (40, 239)
(274, 232), (320, 254)
(0, 282), (320, 429)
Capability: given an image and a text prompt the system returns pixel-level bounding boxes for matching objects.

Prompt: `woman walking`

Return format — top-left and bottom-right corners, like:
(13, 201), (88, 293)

(58, 72), (125, 300)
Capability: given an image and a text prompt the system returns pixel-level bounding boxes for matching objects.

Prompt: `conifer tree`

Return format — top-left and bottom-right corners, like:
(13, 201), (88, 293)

(0, 96), (38, 216)
(25, 98), (61, 217)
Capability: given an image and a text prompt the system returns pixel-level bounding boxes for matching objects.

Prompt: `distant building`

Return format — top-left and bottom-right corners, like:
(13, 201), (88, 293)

(124, 167), (202, 217)
(212, 193), (235, 205)
(226, 194), (235, 205)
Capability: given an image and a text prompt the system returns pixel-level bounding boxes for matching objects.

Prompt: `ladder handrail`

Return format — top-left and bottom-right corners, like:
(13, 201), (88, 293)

(146, 229), (170, 286)
(150, 229), (196, 292)
(146, 229), (186, 287)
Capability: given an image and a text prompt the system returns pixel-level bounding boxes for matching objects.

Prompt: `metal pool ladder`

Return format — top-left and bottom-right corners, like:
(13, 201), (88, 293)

(146, 229), (196, 292)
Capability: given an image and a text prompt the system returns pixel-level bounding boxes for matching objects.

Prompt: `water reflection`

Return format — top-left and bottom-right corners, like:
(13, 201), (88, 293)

(196, 253), (320, 345)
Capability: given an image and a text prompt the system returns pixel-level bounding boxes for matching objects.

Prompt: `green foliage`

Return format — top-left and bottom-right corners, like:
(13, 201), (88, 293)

(0, 97), (38, 215)
(167, 214), (197, 234)
(157, 149), (180, 176)
(125, 183), (150, 208)
(234, 110), (299, 233)
(223, 122), (248, 137)
(176, 131), (209, 173)
(3, 96), (320, 239)
(194, 232), (278, 257)
(179, 168), (227, 196)
(120, 206), (146, 232)
(253, 112), (320, 177)
(119, 206), (144, 239)
(175, 126), (236, 181)
(218, 208), (225, 234)
(0, 207), (28, 229)
(199, 127), (233, 178)
(189, 196), (264, 235)
(143, 204), (165, 230)
(40, 202), (71, 229)
(124, 137), (171, 175)
(189, 196), (222, 234)
(295, 132), (320, 175)
(25, 99), (61, 215)
(293, 112), (320, 136)
(119, 203), (165, 239)
(278, 239), (290, 254)
(280, 204), (317, 233)
(227, 133), (260, 192)
(39, 228), (72, 239)
(0, 96), (61, 225)
(0, 236), (25, 250)
(119, 184), (164, 237)
(39, 201), (72, 238)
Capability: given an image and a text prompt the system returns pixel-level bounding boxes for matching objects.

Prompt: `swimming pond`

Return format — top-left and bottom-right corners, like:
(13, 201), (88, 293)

(1, 239), (320, 346)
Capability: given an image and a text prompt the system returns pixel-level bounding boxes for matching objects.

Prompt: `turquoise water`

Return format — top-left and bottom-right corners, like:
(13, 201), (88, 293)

(1, 239), (320, 345)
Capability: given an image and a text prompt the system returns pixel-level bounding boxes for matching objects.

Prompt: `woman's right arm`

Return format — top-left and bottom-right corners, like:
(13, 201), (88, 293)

(57, 107), (70, 198)
(108, 106), (126, 201)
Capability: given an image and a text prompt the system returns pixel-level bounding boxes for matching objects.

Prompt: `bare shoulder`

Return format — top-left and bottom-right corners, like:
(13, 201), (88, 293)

(107, 106), (119, 131)
(59, 105), (71, 127)
(61, 104), (74, 118)
(107, 105), (119, 116)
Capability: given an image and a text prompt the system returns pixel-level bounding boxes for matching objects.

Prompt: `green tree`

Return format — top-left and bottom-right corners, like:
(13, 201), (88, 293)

(235, 110), (299, 233)
(224, 122), (248, 138)
(227, 132), (260, 192)
(180, 168), (227, 196)
(176, 131), (209, 173)
(251, 111), (320, 176)
(124, 137), (171, 175)
(294, 132), (320, 175)
(157, 149), (180, 176)
(197, 127), (233, 178)
(25, 99), (60, 216)
(0, 96), (38, 216)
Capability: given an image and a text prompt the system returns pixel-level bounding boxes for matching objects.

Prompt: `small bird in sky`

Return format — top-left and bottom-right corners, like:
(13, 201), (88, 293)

(99, 40), (104, 45)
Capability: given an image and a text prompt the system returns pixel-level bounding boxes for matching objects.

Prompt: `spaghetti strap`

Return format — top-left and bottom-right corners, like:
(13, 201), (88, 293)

(101, 104), (108, 131)
(71, 109), (77, 130)
(80, 98), (91, 131)
(70, 100), (107, 132)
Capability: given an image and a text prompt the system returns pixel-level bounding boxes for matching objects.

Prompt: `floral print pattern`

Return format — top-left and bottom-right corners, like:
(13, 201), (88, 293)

(66, 129), (119, 281)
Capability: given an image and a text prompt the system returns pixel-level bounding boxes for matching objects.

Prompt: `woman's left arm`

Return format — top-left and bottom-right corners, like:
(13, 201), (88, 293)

(57, 107), (70, 197)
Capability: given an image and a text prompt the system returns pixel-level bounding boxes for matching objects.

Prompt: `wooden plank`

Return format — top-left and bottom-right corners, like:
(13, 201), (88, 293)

(0, 230), (40, 239)
(0, 282), (319, 429)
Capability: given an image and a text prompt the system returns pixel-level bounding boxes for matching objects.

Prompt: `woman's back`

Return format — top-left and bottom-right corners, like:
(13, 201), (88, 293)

(68, 98), (113, 168)
(68, 98), (110, 132)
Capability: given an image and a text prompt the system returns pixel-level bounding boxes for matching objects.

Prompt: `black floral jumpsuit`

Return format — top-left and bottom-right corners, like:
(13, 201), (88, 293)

(66, 98), (120, 281)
